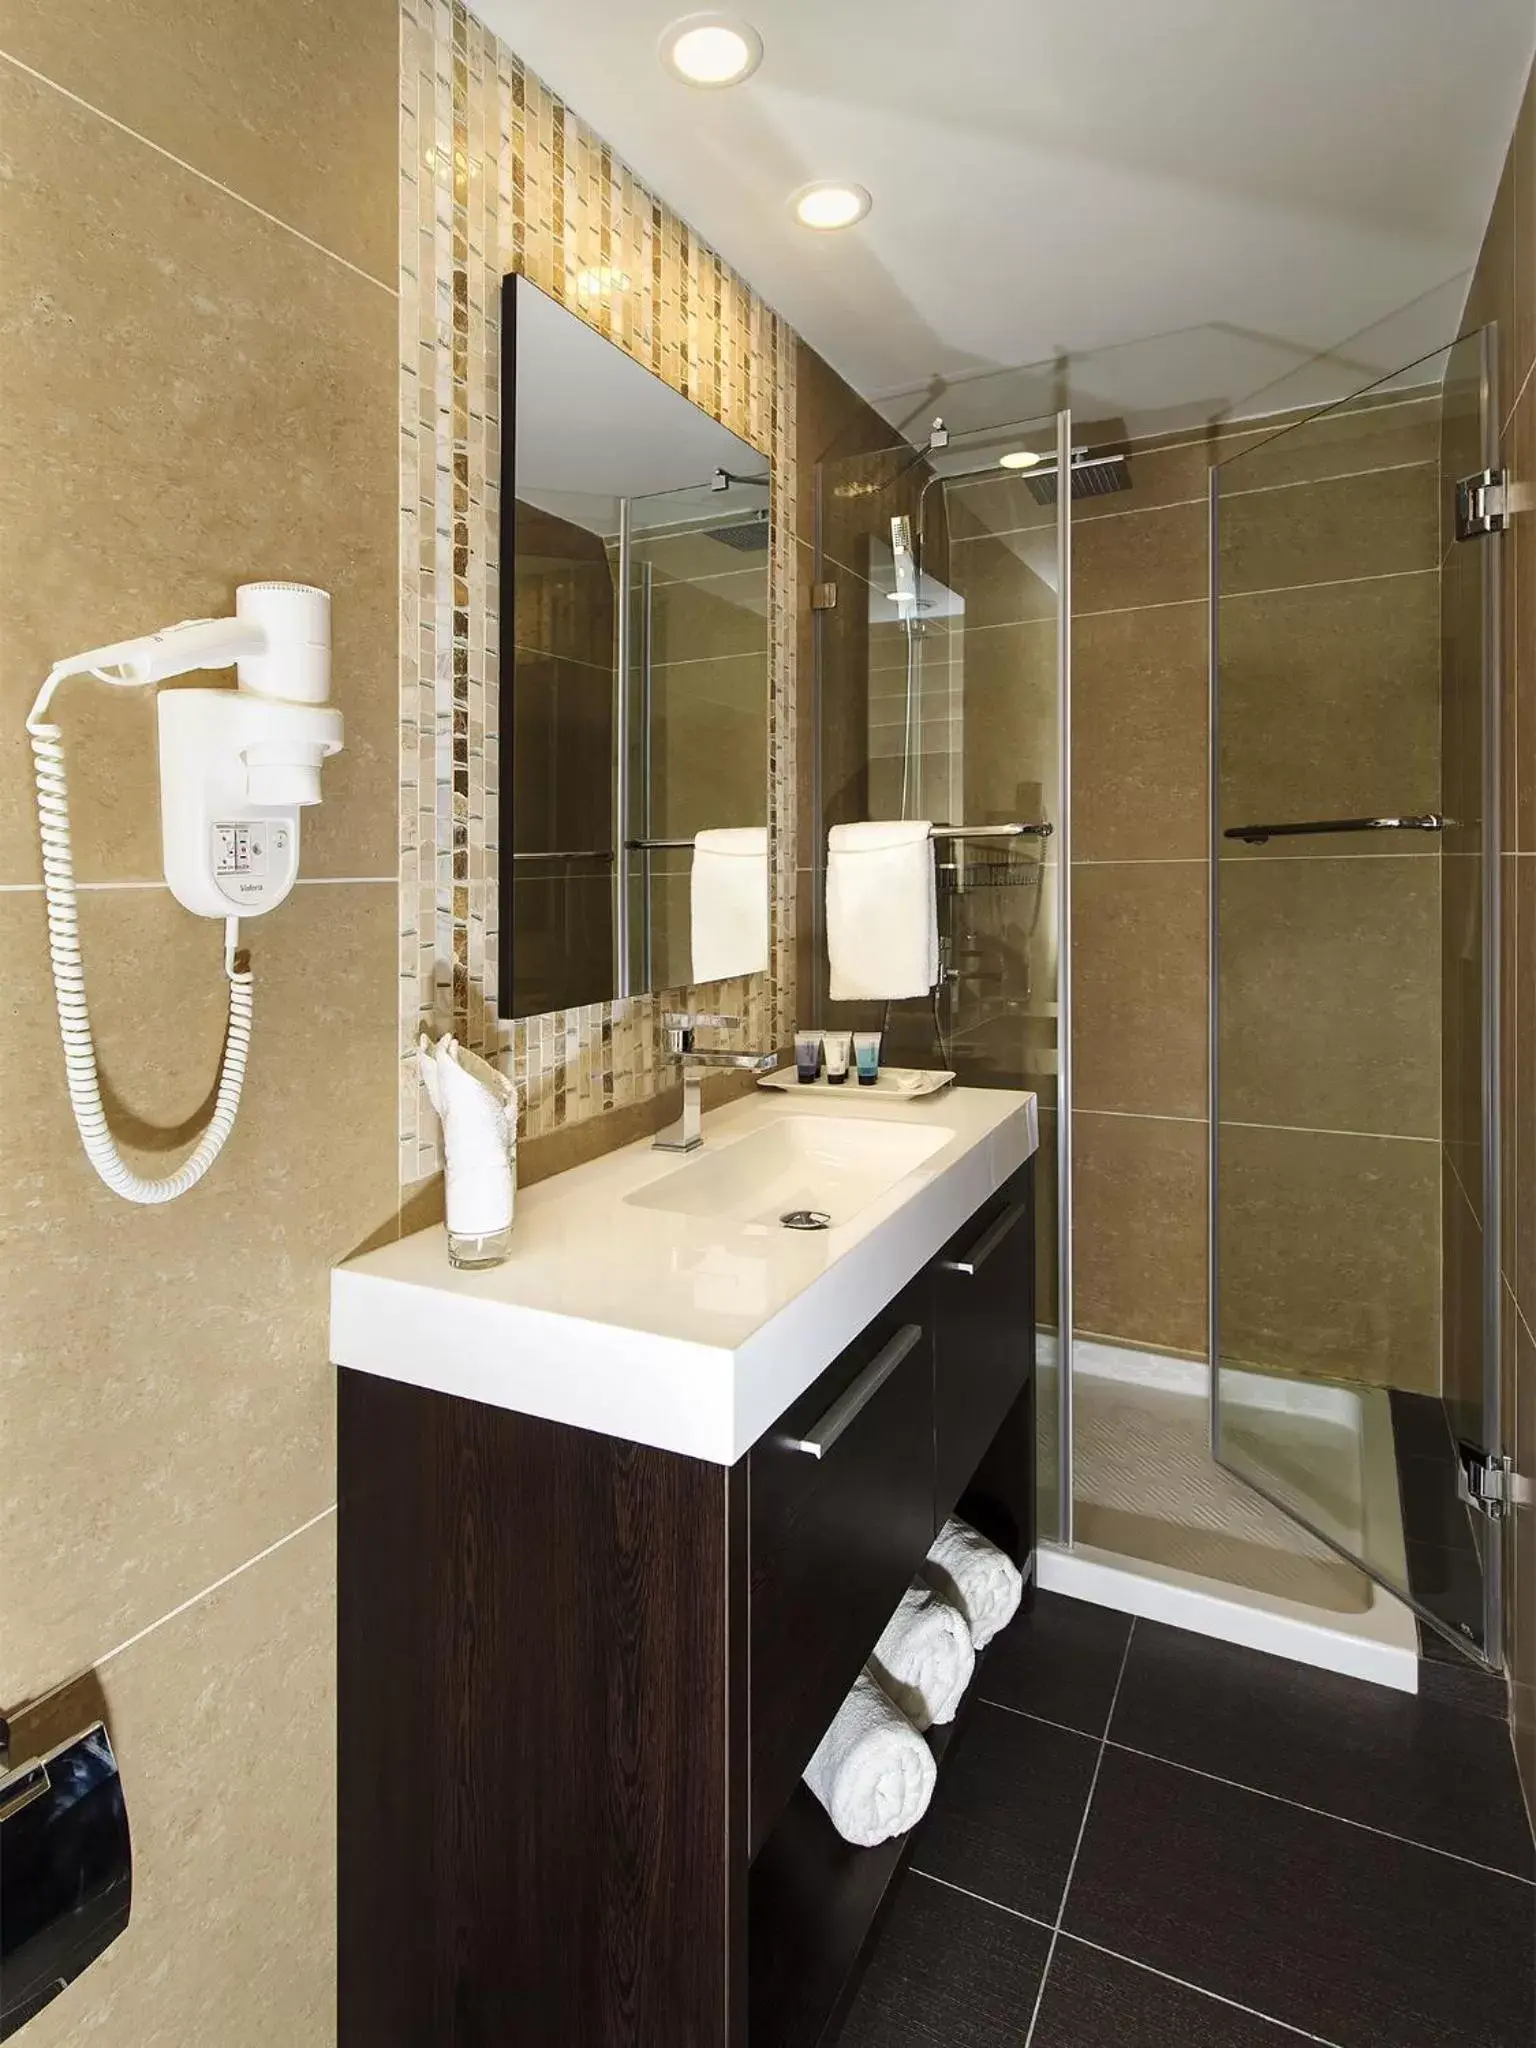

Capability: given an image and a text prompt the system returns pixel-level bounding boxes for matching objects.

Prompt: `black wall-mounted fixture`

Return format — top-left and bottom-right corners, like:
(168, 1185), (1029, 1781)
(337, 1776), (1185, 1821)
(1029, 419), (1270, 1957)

(0, 1715), (132, 2038)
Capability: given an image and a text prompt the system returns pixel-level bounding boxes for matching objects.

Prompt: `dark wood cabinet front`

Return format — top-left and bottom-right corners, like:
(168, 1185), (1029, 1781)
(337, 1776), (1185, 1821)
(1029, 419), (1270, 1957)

(747, 1286), (935, 1855)
(932, 1164), (1035, 1528)
(339, 1156), (1036, 2048)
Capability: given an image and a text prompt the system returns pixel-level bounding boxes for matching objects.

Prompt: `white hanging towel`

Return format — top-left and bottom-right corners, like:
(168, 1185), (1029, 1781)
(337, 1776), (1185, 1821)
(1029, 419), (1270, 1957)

(825, 820), (938, 1002)
(802, 1669), (938, 1848)
(690, 826), (769, 983)
(924, 1517), (1025, 1650)
(869, 1581), (976, 1731)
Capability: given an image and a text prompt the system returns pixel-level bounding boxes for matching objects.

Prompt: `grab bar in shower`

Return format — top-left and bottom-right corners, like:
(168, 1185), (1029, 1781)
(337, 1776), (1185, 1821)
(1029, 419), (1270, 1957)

(1223, 813), (1447, 846)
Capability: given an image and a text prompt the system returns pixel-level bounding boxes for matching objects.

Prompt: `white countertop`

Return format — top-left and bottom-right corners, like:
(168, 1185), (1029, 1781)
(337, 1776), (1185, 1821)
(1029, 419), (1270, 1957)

(330, 1084), (1037, 1465)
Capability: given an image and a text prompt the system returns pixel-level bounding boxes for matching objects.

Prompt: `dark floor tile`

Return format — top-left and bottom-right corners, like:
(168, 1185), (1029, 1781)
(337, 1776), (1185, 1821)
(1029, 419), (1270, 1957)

(909, 1703), (1099, 1922)
(978, 1590), (1133, 1736)
(837, 1872), (1049, 2048)
(1398, 1453), (1479, 1554)
(1110, 1621), (1534, 1876)
(1390, 1388), (1455, 1463)
(1406, 1538), (1487, 1648)
(1065, 1747), (1536, 2048)
(1033, 1937), (1314, 2047)
(1417, 1620), (1509, 1718)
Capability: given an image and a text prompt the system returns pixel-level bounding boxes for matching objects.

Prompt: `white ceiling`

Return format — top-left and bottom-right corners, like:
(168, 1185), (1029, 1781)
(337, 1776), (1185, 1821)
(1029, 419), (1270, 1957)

(475, 0), (1535, 437)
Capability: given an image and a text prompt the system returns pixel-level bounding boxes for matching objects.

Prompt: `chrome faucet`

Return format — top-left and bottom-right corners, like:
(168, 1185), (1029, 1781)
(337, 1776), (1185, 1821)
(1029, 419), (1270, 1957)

(653, 1012), (779, 1153)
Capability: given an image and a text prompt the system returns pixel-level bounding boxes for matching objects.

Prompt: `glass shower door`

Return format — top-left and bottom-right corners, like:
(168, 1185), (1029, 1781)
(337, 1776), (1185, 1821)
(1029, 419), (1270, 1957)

(814, 411), (1072, 1541)
(1210, 331), (1505, 1661)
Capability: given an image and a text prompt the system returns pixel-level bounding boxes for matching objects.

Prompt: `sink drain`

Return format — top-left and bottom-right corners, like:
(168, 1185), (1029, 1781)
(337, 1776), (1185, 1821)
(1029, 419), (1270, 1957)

(780, 1208), (832, 1232)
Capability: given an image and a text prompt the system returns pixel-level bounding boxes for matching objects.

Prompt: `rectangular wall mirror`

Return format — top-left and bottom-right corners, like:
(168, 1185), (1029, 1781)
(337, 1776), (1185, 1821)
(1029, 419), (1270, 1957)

(499, 274), (772, 1020)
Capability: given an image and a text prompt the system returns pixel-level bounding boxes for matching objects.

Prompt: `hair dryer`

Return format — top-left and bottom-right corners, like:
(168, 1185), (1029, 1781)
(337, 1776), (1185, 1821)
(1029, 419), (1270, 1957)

(27, 582), (343, 1204)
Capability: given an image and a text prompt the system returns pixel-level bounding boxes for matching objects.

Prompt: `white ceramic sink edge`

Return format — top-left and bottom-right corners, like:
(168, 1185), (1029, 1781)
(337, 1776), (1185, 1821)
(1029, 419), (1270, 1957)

(330, 1086), (1038, 1465)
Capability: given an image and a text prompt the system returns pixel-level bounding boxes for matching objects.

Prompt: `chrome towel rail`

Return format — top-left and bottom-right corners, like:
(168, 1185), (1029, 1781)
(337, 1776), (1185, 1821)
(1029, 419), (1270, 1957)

(511, 847), (614, 861)
(930, 821), (1053, 841)
(1223, 813), (1446, 847)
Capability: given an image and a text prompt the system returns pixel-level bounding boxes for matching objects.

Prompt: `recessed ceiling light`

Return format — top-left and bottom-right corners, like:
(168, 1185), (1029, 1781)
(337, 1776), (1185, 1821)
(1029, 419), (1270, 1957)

(659, 13), (763, 87)
(998, 450), (1044, 470)
(791, 182), (872, 231)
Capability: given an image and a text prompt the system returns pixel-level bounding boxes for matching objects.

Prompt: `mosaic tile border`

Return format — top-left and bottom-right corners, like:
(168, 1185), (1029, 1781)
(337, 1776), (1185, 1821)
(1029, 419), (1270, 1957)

(398, 0), (798, 1183)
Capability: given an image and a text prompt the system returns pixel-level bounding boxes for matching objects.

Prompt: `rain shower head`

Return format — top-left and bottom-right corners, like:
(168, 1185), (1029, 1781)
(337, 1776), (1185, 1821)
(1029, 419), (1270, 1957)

(704, 510), (770, 551)
(1024, 450), (1131, 506)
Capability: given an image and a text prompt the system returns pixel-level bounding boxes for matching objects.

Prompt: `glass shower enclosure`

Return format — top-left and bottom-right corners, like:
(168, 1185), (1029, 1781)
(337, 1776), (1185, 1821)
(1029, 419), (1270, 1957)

(813, 411), (1073, 1534)
(1210, 329), (1508, 1663)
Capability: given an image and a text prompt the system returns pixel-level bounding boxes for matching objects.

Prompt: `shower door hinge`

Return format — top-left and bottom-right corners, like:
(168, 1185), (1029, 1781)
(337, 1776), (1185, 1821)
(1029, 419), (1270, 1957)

(1455, 469), (1508, 541)
(811, 581), (838, 612)
(1457, 1442), (1527, 1519)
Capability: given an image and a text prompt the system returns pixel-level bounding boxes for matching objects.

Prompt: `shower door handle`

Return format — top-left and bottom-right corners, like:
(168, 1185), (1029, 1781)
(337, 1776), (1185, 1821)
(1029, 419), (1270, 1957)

(1222, 813), (1446, 846)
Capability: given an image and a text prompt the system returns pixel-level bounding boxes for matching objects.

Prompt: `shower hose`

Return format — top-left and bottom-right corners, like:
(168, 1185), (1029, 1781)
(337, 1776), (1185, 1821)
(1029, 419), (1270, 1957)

(27, 669), (253, 1204)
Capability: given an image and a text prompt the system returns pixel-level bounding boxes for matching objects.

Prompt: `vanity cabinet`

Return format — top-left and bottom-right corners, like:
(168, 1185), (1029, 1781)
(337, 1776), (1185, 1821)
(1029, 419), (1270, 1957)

(933, 1177), (1036, 1523)
(338, 1159), (1035, 2048)
(749, 1287), (934, 1857)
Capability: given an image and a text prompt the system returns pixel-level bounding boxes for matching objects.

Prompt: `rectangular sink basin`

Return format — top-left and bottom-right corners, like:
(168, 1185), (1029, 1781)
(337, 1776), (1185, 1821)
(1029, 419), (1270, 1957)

(624, 1114), (954, 1229)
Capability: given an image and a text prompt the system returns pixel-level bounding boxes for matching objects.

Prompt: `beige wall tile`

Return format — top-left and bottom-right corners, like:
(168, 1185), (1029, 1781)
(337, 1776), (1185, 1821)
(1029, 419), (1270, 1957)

(1074, 861), (1207, 1118)
(1517, 858), (1536, 1327)
(1217, 575), (1440, 855)
(1514, 67), (1536, 424)
(1464, 115), (1517, 407)
(1219, 854), (1441, 1140)
(650, 656), (769, 832)
(795, 540), (819, 860)
(1510, 377), (1536, 855)
(1442, 1160), (1485, 1438)
(1440, 521), (1488, 865)
(0, 65), (398, 887)
(795, 340), (895, 543)
(961, 618), (1059, 823)
(0, 0), (396, 282)
(1074, 501), (1208, 616)
(13, 1513), (336, 2047)
(1215, 396), (1441, 493)
(1218, 462), (1438, 596)
(0, 882), (396, 1699)
(1441, 853), (1487, 1217)
(648, 566), (769, 665)
(794, 864), (819, 1022)
(1510, 1298), (1535, 1824)
(1072, 601), (1207, 861)
(1500, 855), (1520, 1284)
(1074, 1110), (1208, 1354)
(947, 527), (1060, 630)
(1217, 1123), (1440, 1390)
(1035, 1103), (1060, 1329)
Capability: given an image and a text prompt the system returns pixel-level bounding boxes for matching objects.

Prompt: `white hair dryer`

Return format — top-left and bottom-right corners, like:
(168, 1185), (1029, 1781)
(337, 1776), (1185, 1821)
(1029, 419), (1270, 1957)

(27, 582), (344, 1204)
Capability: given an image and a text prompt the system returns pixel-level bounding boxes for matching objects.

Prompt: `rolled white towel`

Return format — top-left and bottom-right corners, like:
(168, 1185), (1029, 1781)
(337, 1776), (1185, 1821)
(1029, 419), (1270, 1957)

(924, 1516), (1024, 1651)
(869, 1582), (976, 1732)
(803, 1669), (938, 1848)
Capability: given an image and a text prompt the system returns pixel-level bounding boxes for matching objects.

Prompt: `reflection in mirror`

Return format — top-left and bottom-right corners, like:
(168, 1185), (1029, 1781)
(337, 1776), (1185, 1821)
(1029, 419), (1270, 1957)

(499, 276), (771, 1020)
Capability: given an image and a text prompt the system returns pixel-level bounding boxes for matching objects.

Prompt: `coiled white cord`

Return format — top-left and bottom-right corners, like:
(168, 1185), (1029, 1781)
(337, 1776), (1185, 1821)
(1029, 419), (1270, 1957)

(28, 668), (254, 1204)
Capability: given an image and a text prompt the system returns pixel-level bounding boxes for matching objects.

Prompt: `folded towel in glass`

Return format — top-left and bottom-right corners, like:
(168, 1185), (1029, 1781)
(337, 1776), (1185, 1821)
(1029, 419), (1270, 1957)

(802, 1669), (937, 1847)
(869, 1580), (975, 1730)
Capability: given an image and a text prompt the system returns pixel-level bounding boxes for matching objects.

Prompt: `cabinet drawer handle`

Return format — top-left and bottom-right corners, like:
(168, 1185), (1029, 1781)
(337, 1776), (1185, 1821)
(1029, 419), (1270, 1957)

(783, 1323), (924, 1459)
(939, 1197), (1029, 1277)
